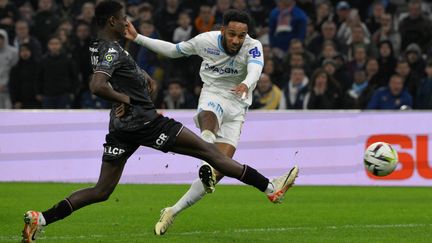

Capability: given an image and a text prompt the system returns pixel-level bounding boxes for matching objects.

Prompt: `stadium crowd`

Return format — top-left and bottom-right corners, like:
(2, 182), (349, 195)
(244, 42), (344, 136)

(1, 0), (432, 110)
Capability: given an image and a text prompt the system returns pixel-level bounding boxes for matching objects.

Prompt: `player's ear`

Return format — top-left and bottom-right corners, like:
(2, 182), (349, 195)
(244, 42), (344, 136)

(221, 26), (225, 35)
(108, 16), (115, 27)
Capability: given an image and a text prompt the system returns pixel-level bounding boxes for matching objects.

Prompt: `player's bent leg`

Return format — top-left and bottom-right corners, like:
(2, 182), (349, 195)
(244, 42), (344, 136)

(197, 110), (219, 133)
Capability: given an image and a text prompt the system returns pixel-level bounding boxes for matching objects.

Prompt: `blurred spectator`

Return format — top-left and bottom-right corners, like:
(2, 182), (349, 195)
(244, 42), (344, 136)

(404, 43), (426, 79)
(248, 0), (269, 31)
(371, 13), (401, 56)
(232, 0), (247, 12)
(365, 0), (386, 34)
(332, 53), (351, 90)
(32, 0), (60, 52)
(9, 44), (40, 109)
(135, 21), (161, 77)
(13, 20), (43, 62)
(58, 0), (81, 20)
(284, 38), (315, 71)
(36, 36), (78, 109)
(313, 1), (333, 31)
(288, 53), (310, 77)
(280, 67), (308, 109)
(194, 4), (215, 34)
(75, 1), (95, 26)
(365, 57), (383, 88)
(344, 69), (376, 109)
(322, 58), (350, 92)
(154, 0), (183, 41)
(57, 19), (74, 36)
(336, 9), (370, 47)
(303, 68), (341, 109)
(173, 11), (195, 43)
(398, 0), (432, 51)
(346, 44), (368, 80)
(367, 74), (413, 109)
(213, 0), (231, 25)
(415, 61), (432, 109)
(346, 25), (376, 60)
(308, 20), (345, 56)
(395, 59), (421, 97)
(161, 79), (197, 109)
(333, 1), (350, 27)
(126, 2), (140, 22)
(315, 40), (337, 67)
(304, 18), (318, 47)
(18, 2), (34, 24)
(0, 28), (18, 108)
(132, 3), (153, 27)
(376, 40), (396, 86)
(71, 22), (103, 109)
(0, 0), (19, 43)
(251, 73), (283, 110)
(262, 50), (284, 88)
(55, 27), (73, 55)
(269, 0), (307, 54)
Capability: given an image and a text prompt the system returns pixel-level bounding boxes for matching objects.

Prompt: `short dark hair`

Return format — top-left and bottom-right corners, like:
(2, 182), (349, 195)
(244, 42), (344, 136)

(95, 1), (123, 28)
(222, 10), (250, 28)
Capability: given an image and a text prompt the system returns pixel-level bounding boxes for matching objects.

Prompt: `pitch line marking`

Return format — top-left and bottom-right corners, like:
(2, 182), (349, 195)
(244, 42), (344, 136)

(3, 223), (431, 241)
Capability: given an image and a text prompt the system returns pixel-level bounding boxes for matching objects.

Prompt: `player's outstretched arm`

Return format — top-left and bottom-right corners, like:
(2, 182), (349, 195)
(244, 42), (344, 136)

(125, 20), (183, 58)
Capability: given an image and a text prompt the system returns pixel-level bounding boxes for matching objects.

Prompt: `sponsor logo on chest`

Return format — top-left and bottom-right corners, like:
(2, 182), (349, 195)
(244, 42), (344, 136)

(204, 63), (239, 75)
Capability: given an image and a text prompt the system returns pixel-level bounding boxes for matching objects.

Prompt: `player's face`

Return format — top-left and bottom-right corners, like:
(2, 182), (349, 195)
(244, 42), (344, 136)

(221, 21), (247, 56)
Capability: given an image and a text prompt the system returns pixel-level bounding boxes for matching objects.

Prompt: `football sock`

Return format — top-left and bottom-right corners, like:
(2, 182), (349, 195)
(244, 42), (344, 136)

(171, 179), (206, 215)
(201, 130), (216, 143)
(239, 165), (269, 192)
(42, 198), (74, 225)
(264, 182), (275, 195)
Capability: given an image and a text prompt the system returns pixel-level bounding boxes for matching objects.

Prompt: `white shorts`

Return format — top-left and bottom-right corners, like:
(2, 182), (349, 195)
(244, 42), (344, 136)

(193, 86), (247, 147)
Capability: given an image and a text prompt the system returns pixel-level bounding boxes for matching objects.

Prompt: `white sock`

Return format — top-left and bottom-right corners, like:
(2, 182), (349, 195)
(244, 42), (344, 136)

(39, 212), (46, 226)
(171, 179), (206, 215)
(264, 182), (275, 195)
(201, 130), (216, 143)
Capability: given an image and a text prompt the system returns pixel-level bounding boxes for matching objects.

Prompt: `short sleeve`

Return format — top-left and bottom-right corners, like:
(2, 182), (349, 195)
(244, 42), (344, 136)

(94, 45), (121, 77)
(176, 33), (206, 56)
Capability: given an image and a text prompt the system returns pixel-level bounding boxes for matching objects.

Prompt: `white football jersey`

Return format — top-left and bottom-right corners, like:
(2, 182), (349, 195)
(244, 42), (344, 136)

(176, 31), (264, 105)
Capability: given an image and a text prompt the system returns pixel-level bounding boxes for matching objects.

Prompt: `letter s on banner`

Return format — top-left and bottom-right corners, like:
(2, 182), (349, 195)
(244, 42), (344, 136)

(366, 134), (414, 180)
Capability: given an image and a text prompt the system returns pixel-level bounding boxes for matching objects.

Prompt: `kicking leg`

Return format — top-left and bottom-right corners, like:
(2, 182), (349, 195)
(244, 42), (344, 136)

(172, 127), (299, 200)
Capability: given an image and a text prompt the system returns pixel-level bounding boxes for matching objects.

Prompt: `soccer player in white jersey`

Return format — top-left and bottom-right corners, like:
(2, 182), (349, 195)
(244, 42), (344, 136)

(124, 10), (298, 235)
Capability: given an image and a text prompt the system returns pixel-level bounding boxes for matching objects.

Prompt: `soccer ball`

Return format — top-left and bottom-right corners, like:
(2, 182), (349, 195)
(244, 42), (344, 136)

(364, 142), (399, 176)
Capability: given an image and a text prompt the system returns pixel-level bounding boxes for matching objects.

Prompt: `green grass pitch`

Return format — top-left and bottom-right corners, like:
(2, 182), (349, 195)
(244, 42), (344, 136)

(1, 183), (431, 242)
